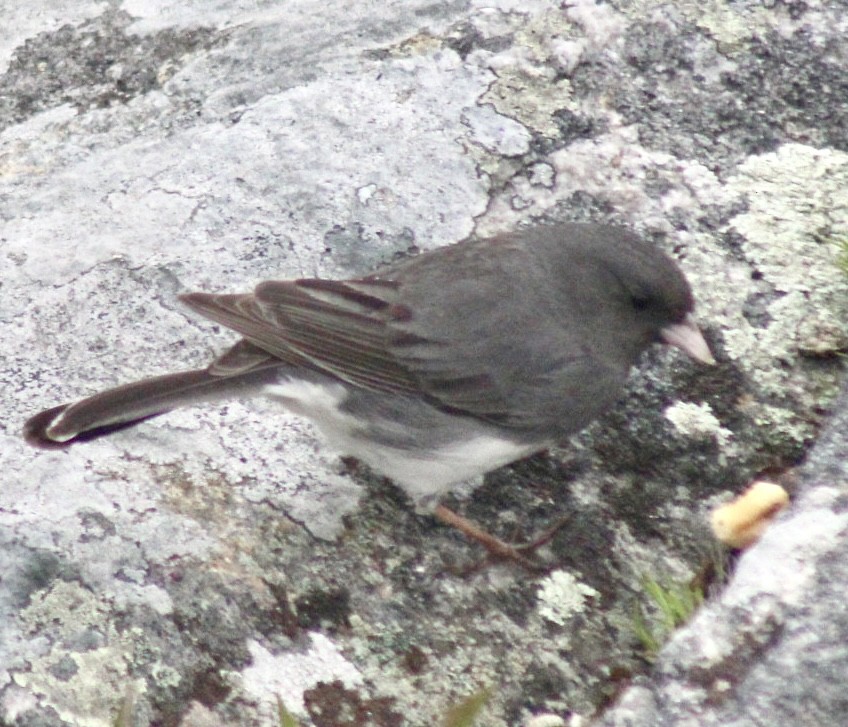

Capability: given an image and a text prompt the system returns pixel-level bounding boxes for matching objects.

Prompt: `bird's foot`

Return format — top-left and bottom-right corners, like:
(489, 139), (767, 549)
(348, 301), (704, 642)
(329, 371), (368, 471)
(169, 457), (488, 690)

(433, 504), (571, 574)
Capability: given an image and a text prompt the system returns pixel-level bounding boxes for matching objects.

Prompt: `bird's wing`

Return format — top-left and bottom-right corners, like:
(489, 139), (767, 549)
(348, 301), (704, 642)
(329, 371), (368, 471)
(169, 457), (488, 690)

(180, 279), (422, 395)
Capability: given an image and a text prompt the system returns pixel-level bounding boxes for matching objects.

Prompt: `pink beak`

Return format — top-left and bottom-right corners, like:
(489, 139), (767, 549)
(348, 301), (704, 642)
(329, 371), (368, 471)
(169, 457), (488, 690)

(660, 314), (715, 364)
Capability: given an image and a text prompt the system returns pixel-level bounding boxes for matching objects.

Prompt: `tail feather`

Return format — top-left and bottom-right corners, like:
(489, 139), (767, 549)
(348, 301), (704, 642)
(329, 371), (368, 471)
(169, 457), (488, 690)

(23, 366), (280, 450)
(24, 404), (162, 449)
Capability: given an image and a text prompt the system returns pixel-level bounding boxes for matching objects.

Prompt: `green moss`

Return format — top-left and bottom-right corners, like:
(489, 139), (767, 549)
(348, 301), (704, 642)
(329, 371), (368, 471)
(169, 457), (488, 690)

(276, 695), (300, 727)
(442, 688), (490, 727)
(112, 685), (136, 727)
(632, 575), (704, 660)
(834, 235), (848, 277)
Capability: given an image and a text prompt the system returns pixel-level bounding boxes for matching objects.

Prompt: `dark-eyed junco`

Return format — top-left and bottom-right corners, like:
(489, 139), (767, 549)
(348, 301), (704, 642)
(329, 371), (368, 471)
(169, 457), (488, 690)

(24, 224), (713, 560)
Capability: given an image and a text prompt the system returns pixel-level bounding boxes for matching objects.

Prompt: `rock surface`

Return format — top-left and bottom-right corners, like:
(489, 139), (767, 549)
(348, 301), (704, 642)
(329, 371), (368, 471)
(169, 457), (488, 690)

(2, 1), (847, 725)
(599, 380), (848, 726)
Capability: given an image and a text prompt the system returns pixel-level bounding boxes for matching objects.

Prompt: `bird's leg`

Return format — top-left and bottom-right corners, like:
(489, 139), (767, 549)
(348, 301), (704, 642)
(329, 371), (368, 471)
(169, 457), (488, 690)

(433, 504), (570, 571)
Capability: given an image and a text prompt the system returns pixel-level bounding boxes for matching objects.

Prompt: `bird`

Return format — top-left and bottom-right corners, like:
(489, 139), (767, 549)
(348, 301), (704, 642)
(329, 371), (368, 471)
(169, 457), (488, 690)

(24, 223), (713, 562)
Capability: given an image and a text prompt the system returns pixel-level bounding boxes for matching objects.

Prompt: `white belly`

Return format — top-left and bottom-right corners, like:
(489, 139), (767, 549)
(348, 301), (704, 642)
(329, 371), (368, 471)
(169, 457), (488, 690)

(263, 379), (540, 505)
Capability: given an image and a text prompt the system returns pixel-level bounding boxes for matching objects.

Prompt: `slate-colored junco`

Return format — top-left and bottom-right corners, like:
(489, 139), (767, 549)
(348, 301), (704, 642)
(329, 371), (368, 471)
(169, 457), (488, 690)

(24, 223), (713, 559)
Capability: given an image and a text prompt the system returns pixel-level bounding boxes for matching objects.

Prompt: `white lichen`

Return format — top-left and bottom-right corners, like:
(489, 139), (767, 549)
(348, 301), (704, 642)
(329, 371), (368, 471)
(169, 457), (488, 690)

(537, 570), (599, 627)
(664, 401), (733, 449)
(241, 634), (363, 718)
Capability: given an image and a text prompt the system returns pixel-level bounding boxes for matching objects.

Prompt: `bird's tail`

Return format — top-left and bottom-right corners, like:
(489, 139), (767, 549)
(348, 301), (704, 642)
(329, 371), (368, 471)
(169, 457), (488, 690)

(23, 366), (278, 449)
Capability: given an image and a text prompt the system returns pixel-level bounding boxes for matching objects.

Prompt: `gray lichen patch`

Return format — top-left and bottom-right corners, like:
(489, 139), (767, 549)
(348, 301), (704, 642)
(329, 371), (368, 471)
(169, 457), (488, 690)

(0, 9), (216, 131)
(16, 581), (148, 727)
(724, 144), (848, 401)
(477, 2), (623, 138)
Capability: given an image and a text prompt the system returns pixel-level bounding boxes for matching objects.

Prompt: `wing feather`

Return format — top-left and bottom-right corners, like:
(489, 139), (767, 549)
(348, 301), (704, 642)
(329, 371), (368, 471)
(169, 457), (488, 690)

(180, 280), (422, 395)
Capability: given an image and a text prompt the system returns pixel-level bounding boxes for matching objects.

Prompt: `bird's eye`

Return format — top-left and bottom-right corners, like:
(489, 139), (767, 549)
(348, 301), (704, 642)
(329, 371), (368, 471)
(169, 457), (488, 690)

(631, 296), (651, 311)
